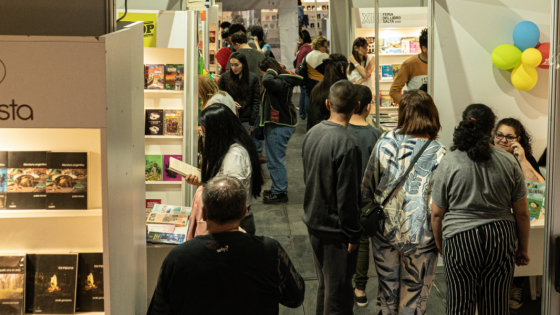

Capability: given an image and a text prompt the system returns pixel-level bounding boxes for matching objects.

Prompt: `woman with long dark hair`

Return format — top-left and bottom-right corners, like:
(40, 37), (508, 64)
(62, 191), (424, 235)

(185, 104), (264, 237)
(295, 30), (313, 120)
(258, 57), (302, 204)
(307, 53), (348, 130)
(431, 104), (531, 315)
(348, 37), (374, 87)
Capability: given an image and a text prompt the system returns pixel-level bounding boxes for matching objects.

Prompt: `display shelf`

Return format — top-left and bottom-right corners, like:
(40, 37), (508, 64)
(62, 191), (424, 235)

(0, 209), (102, 219)
(145, 135), (184, 139)
(379, 106), (399, 110)
(145, 181), (183, 185)
(375, 53), (418, 56)
(144, 90), (184, 94)
(380, 80), (394, 83)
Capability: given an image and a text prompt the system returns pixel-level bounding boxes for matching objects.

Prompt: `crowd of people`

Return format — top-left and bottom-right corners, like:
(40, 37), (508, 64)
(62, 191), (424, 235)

(148, 25), (543, 315)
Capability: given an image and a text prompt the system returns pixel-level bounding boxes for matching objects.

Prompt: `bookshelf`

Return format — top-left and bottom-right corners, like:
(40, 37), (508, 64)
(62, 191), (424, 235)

(302, 0), (329, 39)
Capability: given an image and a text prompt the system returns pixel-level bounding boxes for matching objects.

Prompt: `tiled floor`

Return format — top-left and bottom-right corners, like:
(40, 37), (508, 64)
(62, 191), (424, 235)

(250, 93), (542, 314)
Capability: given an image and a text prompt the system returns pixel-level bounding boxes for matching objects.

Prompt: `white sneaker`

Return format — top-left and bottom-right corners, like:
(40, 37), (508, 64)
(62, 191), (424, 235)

(509, 285), (523, 309)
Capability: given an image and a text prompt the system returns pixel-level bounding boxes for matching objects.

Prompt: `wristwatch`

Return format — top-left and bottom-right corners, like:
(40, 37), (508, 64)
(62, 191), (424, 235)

(354, 63), (359, 67)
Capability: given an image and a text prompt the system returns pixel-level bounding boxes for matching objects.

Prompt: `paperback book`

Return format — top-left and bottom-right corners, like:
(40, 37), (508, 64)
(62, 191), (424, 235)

(75, 253), (104, 312)
(145, 155), (163, 182)
(151, 204), (191, 215)
(6, 152), (47, 210)
(25, 254), (78, 314)
(0, 255), (25, 315)
(366, 37), (375, 54)
(526, 180), (545, 219)
(145, 64), (165, 90)
(382, 37), (401, 54)
(381, 65), (393, 81)
(145, 110), (164, 136)
(165, 64), (184, 91)
(146, 199), (161, 218)
(147, 224), (176, 234)
(392, 64), (401, 80)
(147, 232), (186, 245)
(164, 110), (183, 136)
(46, 152), (88, 210)
(163, 155), (183, 182)
(146, 213), (189, 226)
(0, 151), (6, 209)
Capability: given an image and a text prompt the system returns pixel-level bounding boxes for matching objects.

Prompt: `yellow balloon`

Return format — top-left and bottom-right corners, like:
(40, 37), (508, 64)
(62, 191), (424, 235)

(511, 63), (538, 91)
(521, 48), (542, 68)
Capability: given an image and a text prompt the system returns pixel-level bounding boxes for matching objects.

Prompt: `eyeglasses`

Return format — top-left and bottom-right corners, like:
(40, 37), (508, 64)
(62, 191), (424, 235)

(495, 133), (518, 142)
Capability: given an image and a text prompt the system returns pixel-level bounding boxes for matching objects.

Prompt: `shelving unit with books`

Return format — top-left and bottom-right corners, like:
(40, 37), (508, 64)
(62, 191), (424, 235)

(302, 0), (329, 39)
(0, 23), (147, 314)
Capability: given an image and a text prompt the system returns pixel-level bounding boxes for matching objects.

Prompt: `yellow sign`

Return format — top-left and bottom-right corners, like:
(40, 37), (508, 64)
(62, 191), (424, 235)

(118, 13), (157, 47)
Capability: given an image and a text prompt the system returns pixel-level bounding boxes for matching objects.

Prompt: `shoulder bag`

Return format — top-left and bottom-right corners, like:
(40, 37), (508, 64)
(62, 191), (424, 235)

(295, 55), (308, 87)
(360, 139), (433, 237)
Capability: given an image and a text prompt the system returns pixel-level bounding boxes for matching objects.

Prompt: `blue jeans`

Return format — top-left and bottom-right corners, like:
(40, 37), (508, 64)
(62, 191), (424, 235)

(264, 123), (295, 194)
(242, 121), (263, 158)
(299, 86), (310, 120)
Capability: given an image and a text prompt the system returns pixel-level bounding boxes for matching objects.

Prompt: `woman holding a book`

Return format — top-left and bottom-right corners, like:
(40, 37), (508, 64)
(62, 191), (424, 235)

(184, 104), (265, 238)
(348, 37), (374, 88)
(431, 104), (531, 315)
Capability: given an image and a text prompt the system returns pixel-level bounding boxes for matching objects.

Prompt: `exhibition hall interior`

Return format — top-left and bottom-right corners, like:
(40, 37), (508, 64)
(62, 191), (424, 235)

(0, 0), (559, 314)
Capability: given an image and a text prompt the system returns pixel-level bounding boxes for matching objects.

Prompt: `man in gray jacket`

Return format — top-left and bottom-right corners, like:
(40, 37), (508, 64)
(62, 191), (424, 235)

(302, 80), (363, 314)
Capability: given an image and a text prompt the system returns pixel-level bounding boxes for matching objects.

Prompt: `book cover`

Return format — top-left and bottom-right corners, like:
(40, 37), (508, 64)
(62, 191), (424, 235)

(209, 50), (215, 65)
(146, 199), (161, 218)
(146, 213), (188, 226)
(0, 152), (7, 210)
(145, 64), (165, 90)
(145, 110), (164, 136)
(145, 155), (163, 182)
(75, 253), (104, 312)
(381, 65), (393, 80)
(409, 42), (418, 53)
(147, 224), (176, 234)
(163, 110), (183, 137)
(382, 37), (401, 54)
(6, 152), (47, 210)
(366, 37), (375, 54)
(0, 255), (25, 315)
(163, 155), (183, 182)
(151, 204), (191, 215)
(165, 64), (184, 91)
(401, 39), (410, 54)
(147, 232), (186, 245)
(209, 31), (216, 43)
(46, 152), (88, 210)
(392, 64), (401, 80)
(25, 254), (78, 314)
(526, 180), (545, 219)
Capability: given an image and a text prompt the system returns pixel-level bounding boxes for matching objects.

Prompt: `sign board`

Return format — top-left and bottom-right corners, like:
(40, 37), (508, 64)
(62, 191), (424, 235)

(118, 12), (158, 47)
(355, 7), (428, 28)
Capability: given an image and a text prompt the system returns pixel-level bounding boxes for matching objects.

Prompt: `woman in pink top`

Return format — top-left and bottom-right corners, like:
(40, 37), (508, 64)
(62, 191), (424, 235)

(295, 30), (313, 120)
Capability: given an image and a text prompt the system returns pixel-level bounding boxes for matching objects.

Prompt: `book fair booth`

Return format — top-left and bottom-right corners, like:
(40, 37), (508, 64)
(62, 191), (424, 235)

(1, 0), (560, 314)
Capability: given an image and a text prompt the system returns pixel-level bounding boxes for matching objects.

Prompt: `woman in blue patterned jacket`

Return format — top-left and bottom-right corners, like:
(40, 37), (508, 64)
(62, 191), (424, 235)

(362, 90), (446, 315)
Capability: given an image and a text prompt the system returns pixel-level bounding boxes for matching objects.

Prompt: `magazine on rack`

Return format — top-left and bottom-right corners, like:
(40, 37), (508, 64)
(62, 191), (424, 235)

(168, 157), (201, 181)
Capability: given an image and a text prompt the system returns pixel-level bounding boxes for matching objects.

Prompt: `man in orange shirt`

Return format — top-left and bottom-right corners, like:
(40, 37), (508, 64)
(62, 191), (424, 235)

(390, 28), (428, 103)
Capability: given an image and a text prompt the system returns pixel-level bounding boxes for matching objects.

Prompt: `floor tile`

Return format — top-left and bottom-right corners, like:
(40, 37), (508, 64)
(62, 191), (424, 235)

(292, 235), (317, 280)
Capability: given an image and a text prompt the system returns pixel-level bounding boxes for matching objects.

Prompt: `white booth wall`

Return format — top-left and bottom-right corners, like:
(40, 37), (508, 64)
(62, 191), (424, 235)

(433, 0), (550, 156)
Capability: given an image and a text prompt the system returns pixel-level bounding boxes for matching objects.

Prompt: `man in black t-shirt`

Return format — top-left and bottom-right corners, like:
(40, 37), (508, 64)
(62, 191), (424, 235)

(148, 175), (305, 315)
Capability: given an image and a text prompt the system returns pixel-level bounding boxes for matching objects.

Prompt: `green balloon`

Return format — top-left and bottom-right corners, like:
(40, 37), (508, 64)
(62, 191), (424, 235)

(492, 44), (522, 70)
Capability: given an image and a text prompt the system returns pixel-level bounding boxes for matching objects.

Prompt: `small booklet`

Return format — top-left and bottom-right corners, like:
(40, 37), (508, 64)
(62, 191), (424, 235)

(169, 157), (201, 181)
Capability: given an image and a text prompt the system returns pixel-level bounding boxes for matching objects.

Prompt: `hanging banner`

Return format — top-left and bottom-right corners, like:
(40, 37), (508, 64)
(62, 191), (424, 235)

(118, 13), (157, 47)
(355, 7), (428, 28)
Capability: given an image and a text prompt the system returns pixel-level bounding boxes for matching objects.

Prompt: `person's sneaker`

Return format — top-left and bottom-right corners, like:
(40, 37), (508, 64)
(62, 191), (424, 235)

(354, 288), (368, 307)
(509, 284), (523, 309)
(263, 193), (288, 204)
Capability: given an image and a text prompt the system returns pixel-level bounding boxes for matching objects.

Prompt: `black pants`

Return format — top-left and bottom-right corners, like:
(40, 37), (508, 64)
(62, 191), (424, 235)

(308, 230), (358, 315)
(444, 220), (517, 315)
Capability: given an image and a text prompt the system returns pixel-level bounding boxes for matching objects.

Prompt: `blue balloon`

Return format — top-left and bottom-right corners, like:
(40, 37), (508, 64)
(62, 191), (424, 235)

(513, 21), (540, 51)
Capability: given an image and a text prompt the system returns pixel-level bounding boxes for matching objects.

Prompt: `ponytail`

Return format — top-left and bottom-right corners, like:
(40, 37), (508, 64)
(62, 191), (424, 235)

(451, 104), (496, 162)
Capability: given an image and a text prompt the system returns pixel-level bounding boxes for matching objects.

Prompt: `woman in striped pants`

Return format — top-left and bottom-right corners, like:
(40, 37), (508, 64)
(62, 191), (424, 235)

(430, 104), (531, 315)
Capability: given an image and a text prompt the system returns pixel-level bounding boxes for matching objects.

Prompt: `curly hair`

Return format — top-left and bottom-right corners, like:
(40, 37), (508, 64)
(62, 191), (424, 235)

(451, 104), (496, 162)
(494, 118), (533, 156)
(312, 36), (328, 50)
(348, 37), (368, 73)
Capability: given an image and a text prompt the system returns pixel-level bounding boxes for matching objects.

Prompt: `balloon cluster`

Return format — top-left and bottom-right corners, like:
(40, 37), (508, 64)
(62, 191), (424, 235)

(491, 21), (550, 91)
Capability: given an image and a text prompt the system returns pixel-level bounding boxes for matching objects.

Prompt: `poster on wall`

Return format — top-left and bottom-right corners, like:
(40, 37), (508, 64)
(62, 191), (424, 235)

(118, 12), (158, 47)
(355, 7), (428, 29)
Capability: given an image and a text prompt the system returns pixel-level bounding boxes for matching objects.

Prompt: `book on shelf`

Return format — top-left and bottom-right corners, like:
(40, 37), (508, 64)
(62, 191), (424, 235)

(25, 254), (78, 314)
(400, 37), (418, 54)
(145, 109), (164, 136)
(379, 90), (393, 107)
(165, 64), (184, 91)
(164, 110), (183, 137)
(0, 151), (6, 210)
(145, 64), (165, 90)
(209, 31), (216, 43)
(152, 204), (191, 215)
(146, 199), (161, 218)
(146, 213), (189, 226)
(0, 255), (26, 315)
(6, 152), (48, 210)
(381, 37), (401, 54)
(168, 157), (201, 182)
(75, 253), (104, 312)
(147, 224), (175, 234)
(163, 155), (182, 182)
(145, 155), (163, 182)
(380, 65), (393, 81)
(147, 232), (186, 245)
(366, 37), (375, 54)
(209, 50), (215, 65)
(46, 152), (88, 210)
(392, 64), (401, 80)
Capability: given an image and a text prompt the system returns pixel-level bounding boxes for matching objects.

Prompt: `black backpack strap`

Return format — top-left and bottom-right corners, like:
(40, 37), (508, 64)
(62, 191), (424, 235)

(380, 139), (433, 207)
